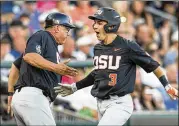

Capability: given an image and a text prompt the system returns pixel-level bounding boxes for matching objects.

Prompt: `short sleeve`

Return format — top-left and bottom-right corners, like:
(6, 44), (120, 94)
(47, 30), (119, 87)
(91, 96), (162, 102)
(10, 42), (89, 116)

(25, 31), (45, 56)
(13, 54), (23, 70)
(129, 41), (160, 73)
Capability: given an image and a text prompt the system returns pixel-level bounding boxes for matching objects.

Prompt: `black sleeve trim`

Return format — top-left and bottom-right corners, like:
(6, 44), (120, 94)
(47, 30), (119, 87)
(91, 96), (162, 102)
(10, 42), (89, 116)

(76, 71), (95, 90)
(143, 60), (160, 73)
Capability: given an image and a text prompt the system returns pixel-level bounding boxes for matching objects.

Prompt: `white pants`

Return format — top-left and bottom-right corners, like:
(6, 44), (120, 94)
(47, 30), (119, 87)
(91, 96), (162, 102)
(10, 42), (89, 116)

(11, 87), (56, 126)
(97, 94), (133, 126)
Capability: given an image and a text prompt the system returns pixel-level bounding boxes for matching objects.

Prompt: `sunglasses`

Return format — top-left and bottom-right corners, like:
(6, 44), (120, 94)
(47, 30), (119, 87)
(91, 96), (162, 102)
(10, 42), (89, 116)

(62, 25), (71, 33)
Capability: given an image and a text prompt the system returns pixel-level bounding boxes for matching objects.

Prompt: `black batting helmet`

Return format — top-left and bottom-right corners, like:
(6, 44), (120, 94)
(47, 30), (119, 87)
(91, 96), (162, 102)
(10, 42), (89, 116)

(45, 12), (75, 29)
(88, 7), (121, 33)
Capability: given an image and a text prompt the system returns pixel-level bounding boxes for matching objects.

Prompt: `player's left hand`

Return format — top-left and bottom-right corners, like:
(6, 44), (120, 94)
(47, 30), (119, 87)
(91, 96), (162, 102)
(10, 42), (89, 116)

(7, 96), (13, 117)
(165, 84), (178, 100)
(54, 83), (77, 97)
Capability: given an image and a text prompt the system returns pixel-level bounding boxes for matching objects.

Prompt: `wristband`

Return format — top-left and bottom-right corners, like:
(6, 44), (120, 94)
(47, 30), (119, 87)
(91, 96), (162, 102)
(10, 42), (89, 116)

(165, 84), (173, 91)
(8, 92), (14, 96)
(159, 75), (169, 87)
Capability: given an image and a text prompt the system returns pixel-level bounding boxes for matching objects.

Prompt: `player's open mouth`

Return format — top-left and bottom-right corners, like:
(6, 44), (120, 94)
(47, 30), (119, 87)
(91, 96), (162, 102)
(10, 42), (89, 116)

(95, 31), (100, 36)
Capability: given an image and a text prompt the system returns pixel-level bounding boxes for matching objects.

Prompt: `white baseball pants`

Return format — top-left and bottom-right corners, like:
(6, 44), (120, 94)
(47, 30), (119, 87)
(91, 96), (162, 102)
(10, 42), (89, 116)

(97, 94), (133, 126)
(11, 87), (56, 126)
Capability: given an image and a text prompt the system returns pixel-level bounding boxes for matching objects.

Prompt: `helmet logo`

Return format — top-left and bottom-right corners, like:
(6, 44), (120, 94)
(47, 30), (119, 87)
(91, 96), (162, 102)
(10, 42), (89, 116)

(95, 10), (103, 15)
(53, 19), (60, 24)
(115, 16), (120, 18)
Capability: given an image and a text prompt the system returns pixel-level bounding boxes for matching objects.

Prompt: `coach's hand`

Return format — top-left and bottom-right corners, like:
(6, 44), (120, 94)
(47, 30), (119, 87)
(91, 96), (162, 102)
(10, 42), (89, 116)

(165, 84), (178, 100)
(55, 59), (78, 77)
(7, 95), (13, 117)
(54, 83), (77, 97)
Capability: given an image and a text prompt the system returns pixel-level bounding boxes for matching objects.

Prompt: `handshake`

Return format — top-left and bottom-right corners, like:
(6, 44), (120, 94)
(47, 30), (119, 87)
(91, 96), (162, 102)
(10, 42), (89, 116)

(54, 83), (77, 97)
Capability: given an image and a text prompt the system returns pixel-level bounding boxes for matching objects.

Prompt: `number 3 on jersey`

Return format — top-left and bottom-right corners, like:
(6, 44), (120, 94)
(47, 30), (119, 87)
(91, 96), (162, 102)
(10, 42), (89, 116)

(108, 73), (117, 86)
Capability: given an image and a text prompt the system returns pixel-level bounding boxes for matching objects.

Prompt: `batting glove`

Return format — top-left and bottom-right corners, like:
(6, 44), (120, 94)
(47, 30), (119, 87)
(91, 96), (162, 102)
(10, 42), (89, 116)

(165, 84), (178, 100)
(54, 83), (77, 97)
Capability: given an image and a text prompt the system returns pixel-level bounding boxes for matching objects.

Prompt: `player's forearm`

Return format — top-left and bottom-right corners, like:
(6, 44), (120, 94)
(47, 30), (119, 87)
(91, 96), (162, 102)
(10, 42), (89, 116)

(153, 66), (164, 78)
(76, 72), (94, 90)
(8, 64), (19, 92)
(23, 53), (57, 72)
(153, 66), (169, 87)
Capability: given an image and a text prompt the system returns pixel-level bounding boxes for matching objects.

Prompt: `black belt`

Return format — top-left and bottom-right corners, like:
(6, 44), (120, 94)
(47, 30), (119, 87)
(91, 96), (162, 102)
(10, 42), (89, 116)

(99, 93), (126, 100)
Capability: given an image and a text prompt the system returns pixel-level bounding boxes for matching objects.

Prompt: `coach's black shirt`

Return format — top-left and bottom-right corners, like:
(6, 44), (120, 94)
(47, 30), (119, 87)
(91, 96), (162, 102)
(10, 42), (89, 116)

(76, 35), (159, 99)
(14, 30), (61, 102)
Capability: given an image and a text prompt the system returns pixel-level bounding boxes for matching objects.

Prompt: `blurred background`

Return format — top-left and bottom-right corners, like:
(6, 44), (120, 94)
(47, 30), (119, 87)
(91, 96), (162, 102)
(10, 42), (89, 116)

(0, 1), (178, 126)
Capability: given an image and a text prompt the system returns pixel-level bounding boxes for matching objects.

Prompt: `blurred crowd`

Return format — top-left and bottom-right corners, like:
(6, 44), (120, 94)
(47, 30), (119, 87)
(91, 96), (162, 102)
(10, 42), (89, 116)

(0, 1), (178, 121)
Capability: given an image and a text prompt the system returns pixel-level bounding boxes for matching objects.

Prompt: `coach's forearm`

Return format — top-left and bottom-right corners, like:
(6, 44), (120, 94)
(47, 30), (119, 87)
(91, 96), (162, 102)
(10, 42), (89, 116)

(23, 53), (57, 72)
(8, 64), (19, 92)
(153, 66), (169, 87)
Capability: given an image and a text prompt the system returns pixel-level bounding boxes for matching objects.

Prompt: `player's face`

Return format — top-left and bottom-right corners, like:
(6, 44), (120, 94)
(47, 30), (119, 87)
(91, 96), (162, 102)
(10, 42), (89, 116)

(92, 20), (107, 41)
(56, 25), (70, 45)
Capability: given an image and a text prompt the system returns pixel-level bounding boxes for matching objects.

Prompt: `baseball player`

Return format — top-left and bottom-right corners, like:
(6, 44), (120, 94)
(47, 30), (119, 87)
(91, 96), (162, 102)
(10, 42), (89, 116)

(8, 12), (78, 126)
(54, 7), (178, 126)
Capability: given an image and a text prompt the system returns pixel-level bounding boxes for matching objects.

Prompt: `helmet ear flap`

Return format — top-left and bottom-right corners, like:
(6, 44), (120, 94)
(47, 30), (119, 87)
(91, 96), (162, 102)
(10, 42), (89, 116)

(104, 23), (120, 33)
(104, 24), (110, 33)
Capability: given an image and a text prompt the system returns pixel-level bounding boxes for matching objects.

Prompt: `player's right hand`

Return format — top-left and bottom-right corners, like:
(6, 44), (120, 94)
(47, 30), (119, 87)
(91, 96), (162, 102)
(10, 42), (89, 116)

(7, 96), (13, 117)
(54, 83), (77, 97)
(55, 59), (78, 77)
(165, 84), (178, 100)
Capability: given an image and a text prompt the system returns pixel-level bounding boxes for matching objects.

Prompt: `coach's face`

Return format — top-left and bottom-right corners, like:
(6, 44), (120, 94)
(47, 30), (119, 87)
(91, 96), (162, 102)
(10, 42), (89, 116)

(54, 25), (70, 45)
(93, 20), (107, 41)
